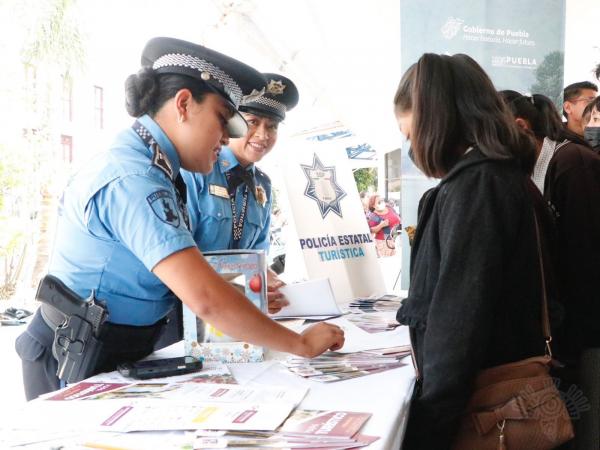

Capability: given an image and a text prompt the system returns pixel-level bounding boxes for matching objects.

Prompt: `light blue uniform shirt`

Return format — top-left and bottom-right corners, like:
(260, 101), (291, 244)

(47, 115), (197, 326)
(181, 147), (272, 252)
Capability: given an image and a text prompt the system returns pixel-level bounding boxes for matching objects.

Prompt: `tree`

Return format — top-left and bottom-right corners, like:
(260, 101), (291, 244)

(0, 0), (85, 298)
(353, 168), (377, 194)
(530, 51), (564, 106)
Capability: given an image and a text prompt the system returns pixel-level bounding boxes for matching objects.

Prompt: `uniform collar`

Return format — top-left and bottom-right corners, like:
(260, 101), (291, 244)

(137, 114), (182, 177)
(218, 146), (255, 175)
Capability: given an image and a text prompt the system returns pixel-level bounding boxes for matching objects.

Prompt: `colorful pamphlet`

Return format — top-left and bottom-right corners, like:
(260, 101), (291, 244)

(182, 250), (267, 363)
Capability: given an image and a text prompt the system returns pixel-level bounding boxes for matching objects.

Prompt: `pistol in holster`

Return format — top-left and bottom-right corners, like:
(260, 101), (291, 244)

(36, 275), (109, 383)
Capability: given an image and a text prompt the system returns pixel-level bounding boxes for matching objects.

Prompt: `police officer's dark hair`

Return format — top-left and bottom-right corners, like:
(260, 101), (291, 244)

(393, 53), (536, 178)
(501, 91), (591, 147)
(562, 81), (598, 119)
(125, 67), (210, 117)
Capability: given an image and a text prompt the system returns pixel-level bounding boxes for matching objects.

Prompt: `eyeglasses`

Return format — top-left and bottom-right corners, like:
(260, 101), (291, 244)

(569, 96), (596, 104)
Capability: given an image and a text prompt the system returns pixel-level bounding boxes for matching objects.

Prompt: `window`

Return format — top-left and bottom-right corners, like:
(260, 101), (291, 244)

(61, 75), (73, 122)
(61, 135), (73, 163)
(93, 85), (104, 129)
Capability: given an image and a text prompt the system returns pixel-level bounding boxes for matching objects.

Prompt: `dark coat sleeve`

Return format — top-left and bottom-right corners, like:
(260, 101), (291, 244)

(403, 169), (526, 449)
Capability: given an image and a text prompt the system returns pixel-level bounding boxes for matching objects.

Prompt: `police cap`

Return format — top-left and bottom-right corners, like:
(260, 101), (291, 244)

(240, 73), (299, 121)
(141, 37), (266, 138)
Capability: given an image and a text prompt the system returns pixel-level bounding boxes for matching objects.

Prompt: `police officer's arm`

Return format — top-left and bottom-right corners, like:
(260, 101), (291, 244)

(152, 246), (344, 357)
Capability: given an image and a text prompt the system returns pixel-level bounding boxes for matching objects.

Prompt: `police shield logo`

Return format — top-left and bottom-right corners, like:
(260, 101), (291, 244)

(147, 190), (180, 227)
(301, 154), (347, 218)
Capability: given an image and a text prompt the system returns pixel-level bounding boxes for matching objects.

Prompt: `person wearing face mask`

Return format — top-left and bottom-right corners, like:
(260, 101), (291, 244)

(15, 38), (344, 401)
(582, 96), (600, 153)
(501, 91), (600, 445)
(367, 194), (401, 257)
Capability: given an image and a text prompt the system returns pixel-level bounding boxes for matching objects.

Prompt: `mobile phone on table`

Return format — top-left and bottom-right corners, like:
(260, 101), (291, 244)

(117, 356), (203, 379)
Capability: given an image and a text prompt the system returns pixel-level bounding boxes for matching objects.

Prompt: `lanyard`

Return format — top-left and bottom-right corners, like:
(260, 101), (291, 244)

(224, 169), (249, 249)
(131, 120), (190, 230)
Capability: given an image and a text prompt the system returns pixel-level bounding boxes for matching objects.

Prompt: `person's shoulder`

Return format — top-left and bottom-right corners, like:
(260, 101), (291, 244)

(551, 140), (600, 172)
(254, 166), (271, 185)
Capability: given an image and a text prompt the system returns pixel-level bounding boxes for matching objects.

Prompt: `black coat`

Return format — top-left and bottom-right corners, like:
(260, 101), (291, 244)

(397, 149), (549, 450)
(544, 141), (600, 362)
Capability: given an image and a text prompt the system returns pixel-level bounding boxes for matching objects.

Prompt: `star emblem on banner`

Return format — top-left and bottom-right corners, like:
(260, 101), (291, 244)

(301, 154), (347, 218)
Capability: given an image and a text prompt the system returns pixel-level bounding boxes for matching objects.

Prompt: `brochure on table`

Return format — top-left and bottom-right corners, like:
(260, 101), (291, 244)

(271, 277), (342, 319)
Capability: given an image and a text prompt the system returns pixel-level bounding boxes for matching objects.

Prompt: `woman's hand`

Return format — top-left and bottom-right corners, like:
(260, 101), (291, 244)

(297, 322), (345, 358)
(266, 269), (289, 314)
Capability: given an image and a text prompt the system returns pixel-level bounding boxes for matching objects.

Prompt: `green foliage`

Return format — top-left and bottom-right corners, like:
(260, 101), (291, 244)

(531, 51), (565, 106)
(353, 168), (377, 193)
(21, 0), (85, 72)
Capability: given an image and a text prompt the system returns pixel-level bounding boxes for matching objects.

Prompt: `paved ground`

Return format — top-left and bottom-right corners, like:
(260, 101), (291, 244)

(0, 252), (403, 405)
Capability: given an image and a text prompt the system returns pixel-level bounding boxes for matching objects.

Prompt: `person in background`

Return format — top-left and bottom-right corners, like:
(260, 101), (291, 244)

(367, 193), (400, 257)
(502, 91), (600, 444)
(562, 81), (598, 137)
(394, 53), (551, 449)
(15, 37), (344, 401)
(582, 96), (600, 152)
(359, 191), (371, 216)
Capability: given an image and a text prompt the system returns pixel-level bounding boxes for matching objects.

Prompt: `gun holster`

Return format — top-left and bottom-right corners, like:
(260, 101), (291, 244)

(53, 314), (104, 382)
(37, 275), (108, 384)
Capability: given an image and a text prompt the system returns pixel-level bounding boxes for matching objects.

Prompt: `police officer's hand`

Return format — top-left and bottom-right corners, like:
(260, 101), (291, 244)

(266, 270), (289, 314)
(298, 323), (345, 358)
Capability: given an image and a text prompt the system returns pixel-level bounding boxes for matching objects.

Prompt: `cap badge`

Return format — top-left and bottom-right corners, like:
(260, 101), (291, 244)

(266, 80), (285, 95)
(242, 87), (265, 104)
(201, 71), (211, 81)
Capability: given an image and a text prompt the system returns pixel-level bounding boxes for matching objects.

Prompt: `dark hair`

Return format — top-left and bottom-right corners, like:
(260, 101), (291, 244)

(124, 67), (211, 117)
(393, 53), (535, 178)
(583, 96), (600, 125)
(368, 194), (380, 212)
(501, 90), (591, 147)
(562, 81), (598, 119)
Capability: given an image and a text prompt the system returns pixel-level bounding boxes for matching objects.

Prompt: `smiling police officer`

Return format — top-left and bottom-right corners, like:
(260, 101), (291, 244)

(182, 73), (299, 315)
(15, 37), (344, 401)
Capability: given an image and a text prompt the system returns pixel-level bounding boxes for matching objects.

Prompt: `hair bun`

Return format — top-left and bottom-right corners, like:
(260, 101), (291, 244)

(124, 67), (158, 117)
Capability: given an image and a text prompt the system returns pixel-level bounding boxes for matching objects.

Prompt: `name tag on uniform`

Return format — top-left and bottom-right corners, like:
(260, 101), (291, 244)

(209, 184), (229, 199)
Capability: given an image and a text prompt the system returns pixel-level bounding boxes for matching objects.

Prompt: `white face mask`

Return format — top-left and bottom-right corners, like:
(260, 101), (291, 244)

(377, 201), (386, 210)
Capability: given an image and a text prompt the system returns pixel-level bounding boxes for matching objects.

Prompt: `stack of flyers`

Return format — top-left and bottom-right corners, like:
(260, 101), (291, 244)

(347, 295), (402, 313)
(345, 313), (400, 333)
(282, 350), (408, 382)
(192, 410), (378, 449)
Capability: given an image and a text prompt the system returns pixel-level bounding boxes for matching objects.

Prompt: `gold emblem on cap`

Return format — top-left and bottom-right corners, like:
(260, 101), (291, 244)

(242, 87), (265, 103)
(266, 80), (285, 95)
(255, 185), (267, 207)
(201, 71), (211, 81)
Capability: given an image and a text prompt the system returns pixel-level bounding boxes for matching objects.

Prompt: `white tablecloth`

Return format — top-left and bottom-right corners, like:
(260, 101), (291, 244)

(151, 330), (416, 449)
(7, 324), (415, 449)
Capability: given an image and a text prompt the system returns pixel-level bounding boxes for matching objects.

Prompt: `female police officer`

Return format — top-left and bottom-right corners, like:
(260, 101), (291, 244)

(181, 73), (298, 315)
(15, 37), (344, 400)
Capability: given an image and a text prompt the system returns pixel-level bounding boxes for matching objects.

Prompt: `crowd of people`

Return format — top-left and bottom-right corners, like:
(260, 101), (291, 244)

(12, 33), (600, 449)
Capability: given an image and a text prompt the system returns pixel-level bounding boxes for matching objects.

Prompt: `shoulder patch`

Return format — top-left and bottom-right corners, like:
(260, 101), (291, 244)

(152, 143), (174, 180)
(147, 190), (180, 227)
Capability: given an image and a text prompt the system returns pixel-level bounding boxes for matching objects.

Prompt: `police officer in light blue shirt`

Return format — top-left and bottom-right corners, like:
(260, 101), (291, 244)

(182, 73), (299, 315)
(15, 38), (344, 401)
